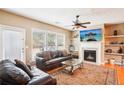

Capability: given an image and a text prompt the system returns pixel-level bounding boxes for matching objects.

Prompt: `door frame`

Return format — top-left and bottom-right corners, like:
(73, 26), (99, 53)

(0, 24), (26, 62)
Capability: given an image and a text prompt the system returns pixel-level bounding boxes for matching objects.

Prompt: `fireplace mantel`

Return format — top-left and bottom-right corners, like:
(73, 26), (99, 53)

(79, 42), (104, 65)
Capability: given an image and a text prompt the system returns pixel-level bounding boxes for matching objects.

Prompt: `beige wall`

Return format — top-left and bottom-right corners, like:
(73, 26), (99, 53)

(0, 30), (2, 59)
(0, 10), (72, 63)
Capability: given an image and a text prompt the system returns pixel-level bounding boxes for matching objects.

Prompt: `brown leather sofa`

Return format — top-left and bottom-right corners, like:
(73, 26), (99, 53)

(0, 59), (56, 85)
(36, 50), (72, 71)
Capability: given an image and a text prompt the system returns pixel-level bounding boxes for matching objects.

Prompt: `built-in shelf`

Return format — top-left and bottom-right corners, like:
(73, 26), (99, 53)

(104, 24), (124, 65)
(105, 44), (124, 47)
(105, 35), (124, 38)
(105, 53), (124, 56)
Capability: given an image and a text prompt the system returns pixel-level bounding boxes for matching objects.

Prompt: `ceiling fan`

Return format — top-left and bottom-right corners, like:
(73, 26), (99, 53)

(71, 15), (91, 30)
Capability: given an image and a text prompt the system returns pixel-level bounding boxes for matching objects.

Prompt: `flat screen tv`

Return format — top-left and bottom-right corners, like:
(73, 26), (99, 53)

(80, 28), (102, 42)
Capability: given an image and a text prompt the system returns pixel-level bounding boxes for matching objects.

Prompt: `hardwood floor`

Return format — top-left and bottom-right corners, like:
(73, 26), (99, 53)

(104, 63), (124, 85)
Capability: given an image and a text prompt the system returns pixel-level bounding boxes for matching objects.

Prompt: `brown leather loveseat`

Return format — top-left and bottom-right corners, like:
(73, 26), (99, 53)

(0, 59), (56, 85)
(36, 50), (72, 71)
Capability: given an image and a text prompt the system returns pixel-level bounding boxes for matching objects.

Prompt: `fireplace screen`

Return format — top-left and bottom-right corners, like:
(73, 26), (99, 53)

(84, 50), (96, 62)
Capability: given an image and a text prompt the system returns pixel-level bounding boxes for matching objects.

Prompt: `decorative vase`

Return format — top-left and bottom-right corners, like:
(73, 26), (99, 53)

(113, 30), (118, 36)
(118, 47), (123, 53)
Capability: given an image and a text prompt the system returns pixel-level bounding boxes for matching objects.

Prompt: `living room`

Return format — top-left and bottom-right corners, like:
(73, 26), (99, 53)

(0, 8), (124, 86)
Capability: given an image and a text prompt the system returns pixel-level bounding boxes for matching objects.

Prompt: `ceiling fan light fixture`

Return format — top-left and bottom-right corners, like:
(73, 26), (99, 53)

(71, 15), (91, 31)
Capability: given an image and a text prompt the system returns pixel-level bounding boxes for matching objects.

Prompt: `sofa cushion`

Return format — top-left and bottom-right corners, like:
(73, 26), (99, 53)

(45, 58), (64, 65)
(0, 78), (2, 84)
(0, 59), (30, 85)
(50, 51), (58, 58)
(27, 67), (51, 85)
(31, 67), (49, 77)
(40, 51), (52, 61)
(15, 59), (34, 78)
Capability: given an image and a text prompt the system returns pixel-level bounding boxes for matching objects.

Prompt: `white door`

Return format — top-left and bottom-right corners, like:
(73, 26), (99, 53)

(3, 29), (25, 61)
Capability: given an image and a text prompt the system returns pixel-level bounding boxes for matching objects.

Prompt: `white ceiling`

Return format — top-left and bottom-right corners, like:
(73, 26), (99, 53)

(3, 8), (124, 31)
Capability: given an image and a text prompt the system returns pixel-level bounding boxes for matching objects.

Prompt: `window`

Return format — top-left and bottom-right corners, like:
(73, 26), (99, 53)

(32, 30), (45, 59)
(32, 29), (65, 58)
(46, 33), (56, 51)
(57, 34), (65, 50)
(33, 31), (45, 51)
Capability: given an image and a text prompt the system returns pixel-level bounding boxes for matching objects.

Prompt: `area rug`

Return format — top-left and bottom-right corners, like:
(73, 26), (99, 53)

(54, 63), (117, 85)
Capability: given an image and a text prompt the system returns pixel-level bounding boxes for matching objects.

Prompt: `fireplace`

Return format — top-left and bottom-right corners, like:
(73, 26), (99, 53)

(84, 50), (96, 62)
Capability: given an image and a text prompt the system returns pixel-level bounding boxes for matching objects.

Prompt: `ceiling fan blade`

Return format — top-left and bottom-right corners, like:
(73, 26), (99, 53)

(80, 22), (91, 25)
(81, 25), (87, 28)
(64, 25), (75, 27)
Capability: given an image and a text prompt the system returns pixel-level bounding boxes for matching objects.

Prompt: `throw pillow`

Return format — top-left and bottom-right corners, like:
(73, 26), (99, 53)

(57, 50), (63, 57)
(15, 59), (34, 78)
(41, 51), (52, 61)
(62, 50), (68, 57)
(50, 51), (58, 58)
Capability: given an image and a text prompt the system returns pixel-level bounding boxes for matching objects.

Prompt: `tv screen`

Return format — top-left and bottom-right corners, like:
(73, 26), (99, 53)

(80, 28), (102, 42)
